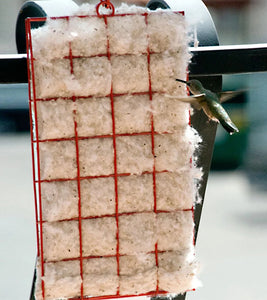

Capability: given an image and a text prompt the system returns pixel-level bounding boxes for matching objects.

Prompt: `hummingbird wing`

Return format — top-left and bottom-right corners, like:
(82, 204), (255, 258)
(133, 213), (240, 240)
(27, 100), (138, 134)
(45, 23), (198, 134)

(218, 91), (243, 103)
(165, 94), (206, 110)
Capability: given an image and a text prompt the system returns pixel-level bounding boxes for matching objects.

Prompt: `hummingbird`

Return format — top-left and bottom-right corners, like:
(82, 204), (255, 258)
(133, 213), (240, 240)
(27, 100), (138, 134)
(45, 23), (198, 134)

(174, 79), (239, 134)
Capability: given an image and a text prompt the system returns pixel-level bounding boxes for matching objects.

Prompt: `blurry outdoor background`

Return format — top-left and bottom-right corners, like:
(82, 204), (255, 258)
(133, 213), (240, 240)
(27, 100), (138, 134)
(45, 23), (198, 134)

(0, 0), (267, 299)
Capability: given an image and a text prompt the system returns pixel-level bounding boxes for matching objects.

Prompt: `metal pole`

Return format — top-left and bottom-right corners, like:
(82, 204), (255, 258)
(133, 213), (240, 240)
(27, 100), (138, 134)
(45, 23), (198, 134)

(2, 44), (267, 83)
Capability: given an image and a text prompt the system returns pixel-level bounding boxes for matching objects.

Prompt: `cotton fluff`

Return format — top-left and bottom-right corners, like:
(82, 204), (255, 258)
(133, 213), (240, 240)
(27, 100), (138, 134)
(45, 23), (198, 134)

(39, 140), (77, 180)
(153, 93), (189, 133)
(42, 220), (80, 261)
(156, 171), (195, 211)
(75, 97), (113, 137)
(119, 213), (157, 255)
(78, 138), (114, 177)
(41, 181), (78, 222)
(72, 57), (112, 97)
(34, 260), (82, 300)
(37, 99), (75, 140)
(69, 16), (107, 57)
(116, 135), (154, 174)
(157, 211), (194, 252)
(108, 15), (148, 55)
(83, 257), (119, 296)
(154, 130), (197, 172)
(34, 59), (73, 99)
(111, 55), (149, 94)
(117, 174), (154, 213)
(119, 254), (157, 295)
(114, 94), (151, 134)
(80, 177), (115, 217)
(31, 18), (71, 60)
(29, 3), (201, 300)
(82, 217), (117, 256)
(158, 251), (201, 293)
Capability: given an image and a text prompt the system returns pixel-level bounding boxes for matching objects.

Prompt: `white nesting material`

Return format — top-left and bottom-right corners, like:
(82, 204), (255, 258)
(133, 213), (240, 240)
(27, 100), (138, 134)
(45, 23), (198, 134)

(150, 53), (188, 95)
(153, 93), (189, 133)
(78, 138), (114, 177)
(114, 94), (151, 134)
(72, 57), (111, 97)
(115, 3), (146, 15)
(116, 135), (154, 175)
(119, 213), (156, 255)
(75, 97), (112, 137)
(157, 211), (194, 252)
(158, 251), (200, 293)
(147, 12), (188, 53)
(80, 177), (115, 217)
(72, 3), (99, 16)
(154, 131), (195, 172)
(41, 181), (78, 222)
(37, 99), (75, 140)
(69, 16), (107, 57)
(107, 14), (147, 55)
(82, 217), (117, 256)
(31, 18), (70, 60)
(35, 260), (81, 300)
(83, 257), (118, 296)
(39, 140), (77, 180)
(156, 171), (194, 211)
(119, 254), (156, 295)
(34, 59), (73, 99)
(120, 269), (157, 295)
(43, 220), (80, 261)
(117, 174), (154, 213)
(111, 55), (149, 94)
(120, 253), (155, 276)
(34, 57), (112, 99)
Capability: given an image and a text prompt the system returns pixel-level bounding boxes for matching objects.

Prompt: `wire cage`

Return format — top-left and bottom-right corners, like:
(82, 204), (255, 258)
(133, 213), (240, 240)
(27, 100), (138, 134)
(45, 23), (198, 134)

(26, 3), (200, 300)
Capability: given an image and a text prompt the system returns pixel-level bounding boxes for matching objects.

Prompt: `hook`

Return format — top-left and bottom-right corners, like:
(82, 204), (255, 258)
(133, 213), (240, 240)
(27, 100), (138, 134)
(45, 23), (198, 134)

(96, 0), (115, 17)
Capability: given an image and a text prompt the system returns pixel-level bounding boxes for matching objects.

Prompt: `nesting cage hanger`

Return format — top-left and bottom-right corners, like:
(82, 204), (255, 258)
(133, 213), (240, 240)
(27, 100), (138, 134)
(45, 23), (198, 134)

(96, 0), (115, 17)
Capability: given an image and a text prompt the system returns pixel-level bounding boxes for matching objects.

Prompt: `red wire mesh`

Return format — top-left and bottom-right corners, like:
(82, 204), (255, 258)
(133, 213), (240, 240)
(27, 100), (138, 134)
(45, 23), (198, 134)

(26, 9), (195, 300)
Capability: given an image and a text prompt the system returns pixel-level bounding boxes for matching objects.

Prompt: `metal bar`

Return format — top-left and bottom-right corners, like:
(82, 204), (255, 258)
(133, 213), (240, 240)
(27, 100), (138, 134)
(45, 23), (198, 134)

(189, 43), (267, 76)
(0, 54), (27, 83)
(1, 44), (267, 83)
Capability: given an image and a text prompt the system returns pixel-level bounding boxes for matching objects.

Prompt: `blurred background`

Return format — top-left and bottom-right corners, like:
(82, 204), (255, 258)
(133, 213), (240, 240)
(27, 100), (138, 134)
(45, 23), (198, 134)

(0, 0), (266, 299)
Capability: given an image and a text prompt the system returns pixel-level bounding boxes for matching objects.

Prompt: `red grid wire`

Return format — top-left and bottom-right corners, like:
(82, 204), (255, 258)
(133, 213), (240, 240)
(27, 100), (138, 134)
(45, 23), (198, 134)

(26, 9), (194, 300)
(26, 17), (47, 298)
(69, 36), (85, 297)
(102, 14), (121, 295)
(144, 12), (159, 293)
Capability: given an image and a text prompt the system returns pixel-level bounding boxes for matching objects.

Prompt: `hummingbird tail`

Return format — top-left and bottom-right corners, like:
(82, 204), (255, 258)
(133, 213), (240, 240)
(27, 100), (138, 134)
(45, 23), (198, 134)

(220, 119), (239, 134)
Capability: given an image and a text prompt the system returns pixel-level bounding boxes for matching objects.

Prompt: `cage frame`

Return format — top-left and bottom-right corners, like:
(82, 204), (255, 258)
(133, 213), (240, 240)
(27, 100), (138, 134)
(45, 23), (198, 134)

(25, 8), (199, 300)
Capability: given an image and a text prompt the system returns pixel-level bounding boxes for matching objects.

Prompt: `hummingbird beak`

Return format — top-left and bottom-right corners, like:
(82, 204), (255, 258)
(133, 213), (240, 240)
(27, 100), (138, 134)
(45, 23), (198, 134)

(176, 78), (189, 86)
